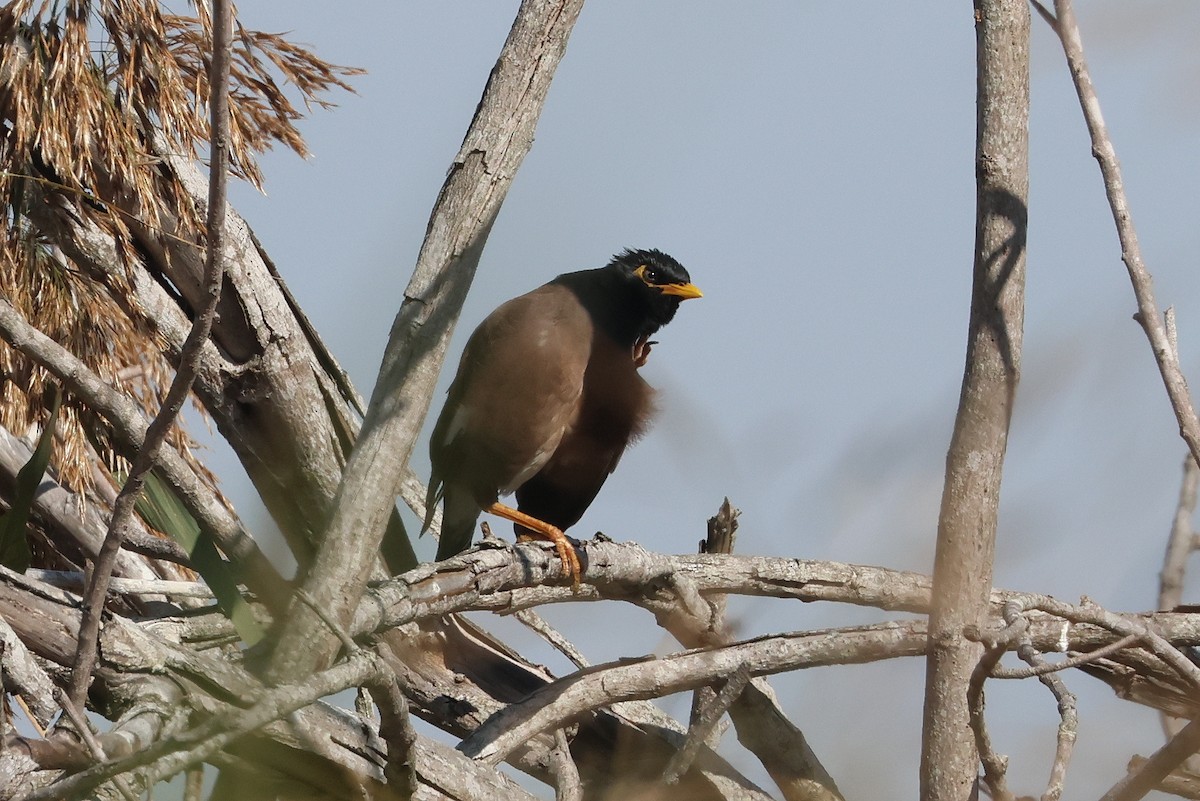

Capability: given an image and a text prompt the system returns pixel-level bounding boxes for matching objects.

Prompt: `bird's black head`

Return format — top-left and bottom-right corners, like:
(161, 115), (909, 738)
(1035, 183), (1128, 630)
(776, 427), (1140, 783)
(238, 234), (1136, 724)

(553, 248), (702, 349)
(606, 248), (702, 335)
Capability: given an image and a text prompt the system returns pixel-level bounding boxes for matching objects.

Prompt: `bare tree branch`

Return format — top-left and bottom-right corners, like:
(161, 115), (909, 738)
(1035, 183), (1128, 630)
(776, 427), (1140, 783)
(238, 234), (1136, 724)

(23, 651), (386, 800)
(725, 681), (843, 801)
(0, 302), (284, 602)
(1044, 0), (1200, 469)
(269, 0), (588, 682)
(1125, 756), (1200, 800)
(52, 687), (139, 801)
(1158, 429), (1200, 776)
(1161, 454), (1199, 611)
(513, 608), (591, 669)
(1099, 720), (1200, 801)
(989, 634), (1140, 679)
(0, 615), (56, 730)
(664, 668), (750, 785)
(922, 2), (1029, 799)
(25, 569), (218, 599)
(0, 427), (186, 580)
(67, 0), (236, 708)
(460, 622), (929, 764)
(1000, 604), (1077, 801)
(354, 541), (935, 637)
(369, 673), (419, 797)
(970, 640), (1013, 801)
(548, 728), (583, 801)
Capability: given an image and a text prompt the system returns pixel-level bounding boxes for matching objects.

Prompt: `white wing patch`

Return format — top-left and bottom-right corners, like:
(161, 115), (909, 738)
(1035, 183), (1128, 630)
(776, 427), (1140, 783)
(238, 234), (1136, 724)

(441, 404), (471, 447)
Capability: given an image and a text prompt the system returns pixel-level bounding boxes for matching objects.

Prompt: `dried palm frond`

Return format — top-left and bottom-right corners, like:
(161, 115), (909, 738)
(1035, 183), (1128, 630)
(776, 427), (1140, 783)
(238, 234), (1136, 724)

(0, 1), (360, 495)
(0, 222), (174, 490)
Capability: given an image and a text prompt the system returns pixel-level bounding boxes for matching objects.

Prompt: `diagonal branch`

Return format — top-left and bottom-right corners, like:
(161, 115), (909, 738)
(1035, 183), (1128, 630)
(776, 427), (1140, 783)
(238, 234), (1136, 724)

(21, 650), (385, 801)
(0, 300), (285, 602)
(68, 0), (236, 709)
(268, 0), (587, 681)
(1099, 720), (1200, 801)
(1043, 0), (1200, 469)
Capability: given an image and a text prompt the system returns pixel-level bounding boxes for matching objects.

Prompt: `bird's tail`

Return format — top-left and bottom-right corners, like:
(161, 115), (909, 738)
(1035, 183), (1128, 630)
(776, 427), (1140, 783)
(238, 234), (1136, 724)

(434, 487), (482, 562)
(421, 475), (444, 535)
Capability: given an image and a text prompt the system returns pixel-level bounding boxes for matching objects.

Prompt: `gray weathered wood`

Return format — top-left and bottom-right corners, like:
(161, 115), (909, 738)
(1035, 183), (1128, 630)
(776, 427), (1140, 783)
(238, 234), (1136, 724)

(921, 1), (1029, 799)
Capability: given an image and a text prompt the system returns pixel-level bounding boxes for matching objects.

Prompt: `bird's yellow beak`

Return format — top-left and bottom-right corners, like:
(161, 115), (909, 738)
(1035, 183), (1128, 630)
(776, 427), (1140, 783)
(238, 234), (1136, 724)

(660, 282), (704, 300)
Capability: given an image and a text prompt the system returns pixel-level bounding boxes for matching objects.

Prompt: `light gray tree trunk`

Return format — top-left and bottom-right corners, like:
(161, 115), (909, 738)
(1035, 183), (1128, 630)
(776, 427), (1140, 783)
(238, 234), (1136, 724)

(920, 1), (1029, 799)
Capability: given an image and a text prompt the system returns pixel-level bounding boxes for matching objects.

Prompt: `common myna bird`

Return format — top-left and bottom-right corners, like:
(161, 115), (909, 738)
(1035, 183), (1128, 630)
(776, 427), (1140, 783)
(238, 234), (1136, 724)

(424, 248), (702, 582)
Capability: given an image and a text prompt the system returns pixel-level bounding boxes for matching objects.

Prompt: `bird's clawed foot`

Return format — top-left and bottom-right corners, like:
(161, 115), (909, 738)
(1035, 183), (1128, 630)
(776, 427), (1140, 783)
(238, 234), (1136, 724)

(485, 502), (583, 588)
(525, 529), (582, 590)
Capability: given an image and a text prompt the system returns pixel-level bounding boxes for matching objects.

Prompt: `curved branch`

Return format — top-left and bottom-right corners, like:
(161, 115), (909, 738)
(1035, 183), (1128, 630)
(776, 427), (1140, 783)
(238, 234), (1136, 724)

(460, 621), (928, 764)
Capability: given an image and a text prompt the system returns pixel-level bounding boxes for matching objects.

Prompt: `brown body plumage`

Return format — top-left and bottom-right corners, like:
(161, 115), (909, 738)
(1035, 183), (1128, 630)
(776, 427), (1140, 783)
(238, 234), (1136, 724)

(425, 249), (701, 572)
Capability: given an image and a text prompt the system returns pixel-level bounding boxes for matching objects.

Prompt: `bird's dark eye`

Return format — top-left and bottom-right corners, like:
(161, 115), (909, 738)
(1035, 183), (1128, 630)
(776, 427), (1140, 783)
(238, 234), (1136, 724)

(641, 266), (661, 284)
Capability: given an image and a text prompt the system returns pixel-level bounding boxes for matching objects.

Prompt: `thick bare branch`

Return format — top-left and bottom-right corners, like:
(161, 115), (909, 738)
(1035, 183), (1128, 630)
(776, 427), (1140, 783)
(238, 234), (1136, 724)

(353, 541), (935, 637)
(1125, 756), (1200, 800)
(922, 2), (1029, 799)
(548, 728), (583, 801)
(0, 615), (56, 729)
(269, 0), (586, 680)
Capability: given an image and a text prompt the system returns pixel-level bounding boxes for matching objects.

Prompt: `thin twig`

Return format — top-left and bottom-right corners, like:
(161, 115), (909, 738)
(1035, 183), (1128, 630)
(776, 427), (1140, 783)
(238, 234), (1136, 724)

(1000, 605), (1077, 801)
(968, 606), (1029, 801)
(1029, 0), (1057, 31)
(513, 609), (590, 669)
(664, 668), (750, 784)
(969, 644), (1014, 801)
(68, 0), (236, 709)
(1012, 595), (1200, 691)
(1158, 442), (1200, 769)
(294, 589), (360, 654)
(1160, 454), (1199, 613)
(14, 695), (46, 738)
(990, 634), (1141, 678)
(1045, 0), (1200, 468)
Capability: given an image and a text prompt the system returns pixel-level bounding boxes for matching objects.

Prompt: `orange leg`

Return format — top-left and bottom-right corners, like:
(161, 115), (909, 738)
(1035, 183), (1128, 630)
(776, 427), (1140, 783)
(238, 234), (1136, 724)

(486, 502), (582, 586)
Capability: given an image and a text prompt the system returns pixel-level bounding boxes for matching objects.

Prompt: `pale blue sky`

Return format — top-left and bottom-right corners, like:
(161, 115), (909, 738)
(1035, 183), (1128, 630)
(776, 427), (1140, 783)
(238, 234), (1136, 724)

(214, 3), (1200, 797)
